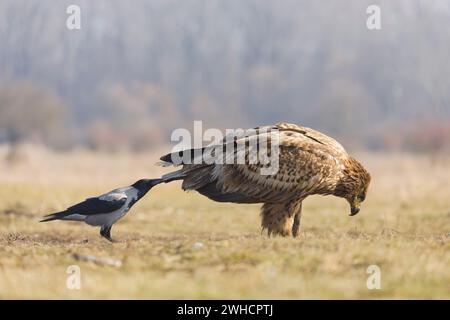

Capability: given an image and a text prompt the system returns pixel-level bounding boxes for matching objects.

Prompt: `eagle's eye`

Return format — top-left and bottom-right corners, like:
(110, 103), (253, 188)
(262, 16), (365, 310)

(358, 194), (366, 202)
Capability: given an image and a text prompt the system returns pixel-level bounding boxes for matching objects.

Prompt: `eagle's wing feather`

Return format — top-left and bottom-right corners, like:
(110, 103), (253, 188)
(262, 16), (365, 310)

(276, 122), (347, 154)
(196, 182), (260, 203)
(216, 130), (344, 202)
(186, 124), (344, 202)
(159, 123), (346, 203)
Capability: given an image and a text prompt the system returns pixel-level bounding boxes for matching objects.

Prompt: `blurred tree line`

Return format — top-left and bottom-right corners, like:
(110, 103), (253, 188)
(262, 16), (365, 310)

(0, 0), (449, 153)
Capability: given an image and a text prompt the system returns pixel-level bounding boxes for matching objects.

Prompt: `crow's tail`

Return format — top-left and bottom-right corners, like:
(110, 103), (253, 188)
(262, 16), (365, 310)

(40, 211), (69, 222)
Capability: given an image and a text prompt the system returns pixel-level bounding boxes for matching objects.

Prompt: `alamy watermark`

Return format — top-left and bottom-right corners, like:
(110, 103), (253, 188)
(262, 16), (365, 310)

(366, 5), (381, 30)
(169, 121), (280, 175)
(366, 265), (381, 289)
(66, 5), (81, 30)
(66, 264), (81, 290)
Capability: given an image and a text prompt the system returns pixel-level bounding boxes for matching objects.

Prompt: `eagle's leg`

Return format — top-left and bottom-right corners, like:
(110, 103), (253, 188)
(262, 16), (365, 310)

(100, 225), (116, 243)
(292, 202), (303, 238)
(261, 201), (302, 237)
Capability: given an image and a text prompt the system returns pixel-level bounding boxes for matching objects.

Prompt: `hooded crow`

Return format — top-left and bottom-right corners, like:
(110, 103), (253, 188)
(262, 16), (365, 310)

(40, 179), (162, 242)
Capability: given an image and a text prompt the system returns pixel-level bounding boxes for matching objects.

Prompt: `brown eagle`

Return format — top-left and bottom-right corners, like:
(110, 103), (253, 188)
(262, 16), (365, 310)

(152, 122), (371, 237)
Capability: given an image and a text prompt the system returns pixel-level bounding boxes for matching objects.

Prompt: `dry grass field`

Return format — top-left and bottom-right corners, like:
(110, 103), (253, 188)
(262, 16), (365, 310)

(0, 146), (449, 299)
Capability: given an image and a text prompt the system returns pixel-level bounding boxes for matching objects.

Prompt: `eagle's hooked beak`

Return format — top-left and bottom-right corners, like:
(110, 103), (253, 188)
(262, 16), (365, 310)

(349, 198), (361, 216)
(350, 206), (360, 216)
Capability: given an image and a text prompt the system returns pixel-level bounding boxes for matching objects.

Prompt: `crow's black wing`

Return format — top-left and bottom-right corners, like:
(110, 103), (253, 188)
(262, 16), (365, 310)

(65, 193), (127, 215)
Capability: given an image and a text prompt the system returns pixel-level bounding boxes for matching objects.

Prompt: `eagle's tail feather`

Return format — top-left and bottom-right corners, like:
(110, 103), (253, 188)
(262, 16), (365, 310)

(161, 170), (187, 183)
(158, 147), (206, 166)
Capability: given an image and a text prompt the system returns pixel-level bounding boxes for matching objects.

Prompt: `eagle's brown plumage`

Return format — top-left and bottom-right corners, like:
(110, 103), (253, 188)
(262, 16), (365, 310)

(158, 122), (371, 237)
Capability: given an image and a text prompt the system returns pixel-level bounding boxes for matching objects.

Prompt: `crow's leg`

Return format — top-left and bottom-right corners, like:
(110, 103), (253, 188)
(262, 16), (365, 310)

(100, 225), (116, 242)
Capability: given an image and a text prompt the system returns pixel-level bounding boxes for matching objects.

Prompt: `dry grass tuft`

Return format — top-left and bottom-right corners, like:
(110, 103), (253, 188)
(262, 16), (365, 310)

(0, 147), (449, 299)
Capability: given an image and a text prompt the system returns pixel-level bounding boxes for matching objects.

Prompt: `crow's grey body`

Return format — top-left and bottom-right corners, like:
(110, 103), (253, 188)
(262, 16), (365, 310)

(83, 187), (138, 227)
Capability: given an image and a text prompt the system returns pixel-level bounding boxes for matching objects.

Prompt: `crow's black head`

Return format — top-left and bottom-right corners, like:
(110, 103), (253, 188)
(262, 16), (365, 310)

(132, 179), (161, 198)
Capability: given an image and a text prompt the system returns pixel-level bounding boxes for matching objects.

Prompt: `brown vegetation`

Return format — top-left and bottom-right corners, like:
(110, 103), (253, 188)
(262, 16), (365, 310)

(0, 148), (448, 299)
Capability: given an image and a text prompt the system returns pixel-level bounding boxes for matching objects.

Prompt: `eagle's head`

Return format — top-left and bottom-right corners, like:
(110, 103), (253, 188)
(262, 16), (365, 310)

(334, 157), (371, 216)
